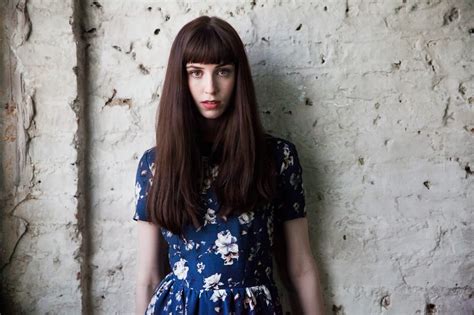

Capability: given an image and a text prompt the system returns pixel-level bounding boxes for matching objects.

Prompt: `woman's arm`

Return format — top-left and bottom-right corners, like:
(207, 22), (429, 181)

(135, 221), (169, 315)
(277, 217), (326, 314)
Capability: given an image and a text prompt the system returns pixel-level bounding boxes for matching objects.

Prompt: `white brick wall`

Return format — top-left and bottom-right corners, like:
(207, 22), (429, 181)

(1, 1), (472, 314)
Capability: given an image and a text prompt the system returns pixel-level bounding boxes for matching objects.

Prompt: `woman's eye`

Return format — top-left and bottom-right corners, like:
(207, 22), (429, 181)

(217, 69), (231, 76)
(188, 68), (232, 78)
(189, 70), (202, 78)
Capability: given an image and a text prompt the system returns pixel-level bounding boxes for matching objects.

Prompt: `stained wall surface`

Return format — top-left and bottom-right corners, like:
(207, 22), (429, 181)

(1, 0), (473, 314)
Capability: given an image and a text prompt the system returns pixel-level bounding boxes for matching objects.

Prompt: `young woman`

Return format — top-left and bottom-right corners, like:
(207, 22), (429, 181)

(133, 16), (325, 315)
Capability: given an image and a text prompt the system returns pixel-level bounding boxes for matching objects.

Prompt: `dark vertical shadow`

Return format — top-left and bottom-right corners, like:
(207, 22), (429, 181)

(72, 0), (92, 314)
(254, 67), (331, 314)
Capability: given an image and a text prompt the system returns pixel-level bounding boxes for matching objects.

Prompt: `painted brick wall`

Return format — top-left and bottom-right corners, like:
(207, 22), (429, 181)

(1, 0), (472, 314)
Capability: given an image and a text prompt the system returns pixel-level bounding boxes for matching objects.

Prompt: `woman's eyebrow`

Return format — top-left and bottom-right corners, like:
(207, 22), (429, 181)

(186, 63), (233, 69)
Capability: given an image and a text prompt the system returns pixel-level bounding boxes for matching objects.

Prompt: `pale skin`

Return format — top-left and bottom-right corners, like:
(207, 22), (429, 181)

(276, 218), (326, 314)
(135, 221), (168, 314)
(135, 63), (326, 314)
(186, 62), (236, 141)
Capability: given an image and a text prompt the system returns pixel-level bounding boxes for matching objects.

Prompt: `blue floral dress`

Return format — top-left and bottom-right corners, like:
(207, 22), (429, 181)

(133, 135), (306, 314)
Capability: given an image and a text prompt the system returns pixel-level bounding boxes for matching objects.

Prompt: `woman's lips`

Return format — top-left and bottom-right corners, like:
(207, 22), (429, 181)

(201, 101), (221, 109)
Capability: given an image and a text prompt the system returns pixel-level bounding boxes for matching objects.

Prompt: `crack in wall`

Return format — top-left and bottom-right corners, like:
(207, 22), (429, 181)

(0, 196), (29, 272)
(442, 97), (454, 126)
(71, 1), (92, 313)
(0, 218), (28, 272)
(395, 258), (409, 287)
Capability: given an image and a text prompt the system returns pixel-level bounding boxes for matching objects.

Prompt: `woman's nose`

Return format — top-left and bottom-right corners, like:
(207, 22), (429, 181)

(204, 75), (217, 95)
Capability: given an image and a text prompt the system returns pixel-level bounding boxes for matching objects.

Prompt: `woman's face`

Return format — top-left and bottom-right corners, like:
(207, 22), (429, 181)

(186, 63), (236, 120)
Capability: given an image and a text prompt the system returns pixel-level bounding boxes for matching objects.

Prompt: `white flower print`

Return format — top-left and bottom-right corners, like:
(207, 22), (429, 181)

(201, 178), (212, 193)
(134, 181), (142, 206)
(280, 144), (294, 174)
(293, 202), (300, 212)
(150, 162), (156, 176)
(262, 285), (272, 305)
(165, 297), (172, 311)
(289, 172), (302, 189)
(197, 262), (205, 273)
(200, 160), (219, 193)
(210, 289), (227, 303)
(204, 208), (217, 225)
(209, 164), (219, 180)
(175, 290), (182, 302)
(184, 240), (195, 251)
(203, 273), (223, 290)
(265, 266), (271, 278)
(173, 258), (189, 280)
(244, 288), (257, 310)
(238, 211), (254, 225)
(214, 230), (239, 265)
(267, 215), (274, 246)
(145, 278), (174, 315)
(248, 242), (261, 262)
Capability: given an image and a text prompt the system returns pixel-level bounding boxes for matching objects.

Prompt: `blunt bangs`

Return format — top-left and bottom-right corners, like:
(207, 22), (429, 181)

(183, 26), (236, 66)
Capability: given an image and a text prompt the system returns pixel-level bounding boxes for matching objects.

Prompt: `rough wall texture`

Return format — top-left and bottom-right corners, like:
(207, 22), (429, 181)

(1, 0), (473, 314)
(0, 0), (83, 313)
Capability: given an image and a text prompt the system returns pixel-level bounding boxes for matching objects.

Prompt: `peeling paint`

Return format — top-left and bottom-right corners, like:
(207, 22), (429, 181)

(103, 89), (132, 109)
(423, 180), (431, 190)
(381, 295), (391, 309)
(332, 304), (345, 315)
(12, 0), (32, 47)
(426, 303), (437, 314)
(442, 7), (459, 26)
(138, 64), (150, 75)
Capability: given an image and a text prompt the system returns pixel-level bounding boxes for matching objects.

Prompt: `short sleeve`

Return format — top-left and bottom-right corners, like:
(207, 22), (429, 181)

(133, 149), (154, 222)
(275, 141), (306, 224)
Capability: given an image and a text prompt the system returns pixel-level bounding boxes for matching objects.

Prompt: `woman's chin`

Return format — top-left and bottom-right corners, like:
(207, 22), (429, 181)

(199, 110), (224, 120)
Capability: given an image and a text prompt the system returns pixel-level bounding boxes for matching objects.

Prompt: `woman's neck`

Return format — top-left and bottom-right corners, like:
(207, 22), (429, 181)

(197, 116), (220, 143)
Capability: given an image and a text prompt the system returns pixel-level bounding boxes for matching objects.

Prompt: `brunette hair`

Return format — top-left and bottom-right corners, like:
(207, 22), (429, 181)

(146, 15), (277, 235)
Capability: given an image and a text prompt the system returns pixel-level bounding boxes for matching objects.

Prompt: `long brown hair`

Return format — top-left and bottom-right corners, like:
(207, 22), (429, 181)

(147, 15), (277, 235)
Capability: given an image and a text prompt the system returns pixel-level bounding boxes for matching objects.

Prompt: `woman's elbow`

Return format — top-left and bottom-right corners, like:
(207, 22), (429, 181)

(288, 255), (317, 279)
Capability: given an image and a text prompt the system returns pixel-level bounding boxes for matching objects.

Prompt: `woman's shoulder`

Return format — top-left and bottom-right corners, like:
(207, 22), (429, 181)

(138, 146), (157, 171)
(264, 133), (298, 155)
(264, 133), (303, 179)
(143, 146), (156, 157)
